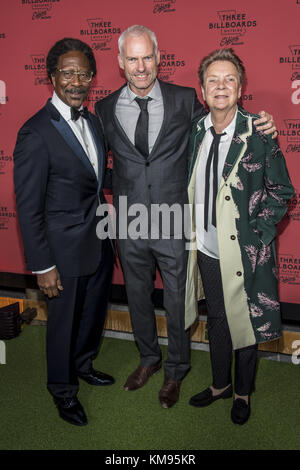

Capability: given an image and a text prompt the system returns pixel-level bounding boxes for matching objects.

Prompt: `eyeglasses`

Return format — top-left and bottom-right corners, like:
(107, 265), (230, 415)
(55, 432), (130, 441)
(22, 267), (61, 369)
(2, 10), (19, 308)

(56, 69), (93, 83)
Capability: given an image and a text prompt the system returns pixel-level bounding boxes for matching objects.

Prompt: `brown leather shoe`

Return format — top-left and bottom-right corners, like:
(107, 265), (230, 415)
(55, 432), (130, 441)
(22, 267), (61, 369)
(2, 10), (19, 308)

(124, 362), (162, 391)
(159, 376), (181, 408)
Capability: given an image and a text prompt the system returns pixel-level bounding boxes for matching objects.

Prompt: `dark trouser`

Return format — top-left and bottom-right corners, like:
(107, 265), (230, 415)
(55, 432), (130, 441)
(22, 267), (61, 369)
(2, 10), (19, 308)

(46, 239), (114, 399)
(117, 237), (190, 381)
(197, 250), (257, 396)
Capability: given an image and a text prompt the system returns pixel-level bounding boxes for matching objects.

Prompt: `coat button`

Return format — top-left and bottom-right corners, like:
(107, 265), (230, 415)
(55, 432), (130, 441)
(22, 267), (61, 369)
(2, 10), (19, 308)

(146, 162), (150, 167)
(236, 271), (242, 276)
(225, 196), (230, 201)
(230, 235), (236, 240)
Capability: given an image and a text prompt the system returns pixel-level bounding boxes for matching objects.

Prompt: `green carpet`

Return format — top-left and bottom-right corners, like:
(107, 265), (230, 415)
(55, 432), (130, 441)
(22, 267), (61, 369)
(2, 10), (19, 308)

(0, 325), (299, 450)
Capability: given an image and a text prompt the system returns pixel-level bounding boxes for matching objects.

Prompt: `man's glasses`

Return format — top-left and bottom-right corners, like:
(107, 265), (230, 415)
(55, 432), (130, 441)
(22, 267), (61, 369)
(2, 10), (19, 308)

(56, 69), (93, 83)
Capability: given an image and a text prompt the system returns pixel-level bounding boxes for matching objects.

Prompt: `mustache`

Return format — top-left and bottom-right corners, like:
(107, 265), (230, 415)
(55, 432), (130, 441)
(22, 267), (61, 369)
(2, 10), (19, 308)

(65, 88), (86, 94)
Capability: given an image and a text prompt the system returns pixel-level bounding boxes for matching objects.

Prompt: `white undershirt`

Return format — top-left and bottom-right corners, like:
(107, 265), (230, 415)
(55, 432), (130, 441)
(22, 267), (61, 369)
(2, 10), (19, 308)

(195, 111), (237, 259)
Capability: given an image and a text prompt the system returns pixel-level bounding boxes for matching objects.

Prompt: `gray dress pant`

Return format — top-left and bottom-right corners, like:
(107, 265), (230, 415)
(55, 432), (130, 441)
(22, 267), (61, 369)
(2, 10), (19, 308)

(118, 237), (190, 381)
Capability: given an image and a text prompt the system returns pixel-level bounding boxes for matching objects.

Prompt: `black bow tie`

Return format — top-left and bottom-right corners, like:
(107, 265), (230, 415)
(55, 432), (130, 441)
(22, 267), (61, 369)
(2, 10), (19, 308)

(71, 106), (89, 121)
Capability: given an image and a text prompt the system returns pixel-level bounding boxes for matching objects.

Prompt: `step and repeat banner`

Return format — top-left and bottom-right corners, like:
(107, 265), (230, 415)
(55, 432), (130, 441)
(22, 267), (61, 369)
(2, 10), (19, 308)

(0, 0), (299, 303)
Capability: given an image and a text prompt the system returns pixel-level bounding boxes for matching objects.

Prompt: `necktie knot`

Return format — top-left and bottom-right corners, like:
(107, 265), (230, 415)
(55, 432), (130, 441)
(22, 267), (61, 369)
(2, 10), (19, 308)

(210, 126), (226, 142)
(71, 106), (89, 121)
(135, 96), (152, 111)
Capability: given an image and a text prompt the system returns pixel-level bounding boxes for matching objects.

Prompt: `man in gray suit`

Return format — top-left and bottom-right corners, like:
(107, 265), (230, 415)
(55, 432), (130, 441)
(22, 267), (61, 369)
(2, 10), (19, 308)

(95, 25), (276, 408)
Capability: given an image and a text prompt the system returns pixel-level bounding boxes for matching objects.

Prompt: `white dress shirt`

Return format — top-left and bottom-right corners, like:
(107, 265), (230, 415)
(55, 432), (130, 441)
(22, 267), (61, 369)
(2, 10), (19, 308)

(195, 111), (237, 259)
(51, 91), (98, 178)
(33, 92), (98, 274)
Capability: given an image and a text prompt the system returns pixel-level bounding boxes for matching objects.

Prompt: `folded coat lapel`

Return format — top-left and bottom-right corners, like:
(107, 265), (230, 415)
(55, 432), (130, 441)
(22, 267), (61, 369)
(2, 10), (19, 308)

(188, 117), (206, 185)
(148, 80), (171, 159)
(87, 115), (105, 190)
(110, 92), (145, 162)
(222, 111), (249, 182)
(50, 115), (97, 180)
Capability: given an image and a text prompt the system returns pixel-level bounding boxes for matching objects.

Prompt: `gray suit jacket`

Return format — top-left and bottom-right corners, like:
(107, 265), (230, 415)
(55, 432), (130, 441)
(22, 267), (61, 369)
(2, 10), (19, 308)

(95, 79), (205, 237)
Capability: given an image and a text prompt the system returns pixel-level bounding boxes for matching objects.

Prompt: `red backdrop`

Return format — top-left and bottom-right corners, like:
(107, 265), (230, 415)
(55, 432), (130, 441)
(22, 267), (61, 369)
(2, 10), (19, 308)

(0, 0), (299, 302)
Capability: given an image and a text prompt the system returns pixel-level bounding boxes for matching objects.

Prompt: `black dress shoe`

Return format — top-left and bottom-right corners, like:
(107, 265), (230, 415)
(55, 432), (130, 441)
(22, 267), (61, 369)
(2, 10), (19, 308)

(231, 398), (251, 425)
(189, 384), (233, 407)
(54, 397), (87, 426)
(78, 368), (115, 386)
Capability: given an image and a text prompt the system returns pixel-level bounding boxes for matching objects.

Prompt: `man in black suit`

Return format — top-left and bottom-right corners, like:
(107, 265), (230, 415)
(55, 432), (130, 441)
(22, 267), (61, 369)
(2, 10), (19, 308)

(14, 38), (114, 426)
(95, 25), (276, 408)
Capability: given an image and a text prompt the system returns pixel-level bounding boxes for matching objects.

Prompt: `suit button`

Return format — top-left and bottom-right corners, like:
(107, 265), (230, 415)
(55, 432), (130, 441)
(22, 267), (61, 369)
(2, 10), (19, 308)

(146, 162), (150, 167)
(230, 235), (236, 240)
(236, 271), (242, 276)
(148, 184), (151, 189)
(225, 196), (230, 201)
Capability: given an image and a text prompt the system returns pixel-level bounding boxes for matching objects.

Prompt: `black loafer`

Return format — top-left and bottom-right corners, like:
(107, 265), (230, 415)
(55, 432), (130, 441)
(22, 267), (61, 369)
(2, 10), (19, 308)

(78, 368), (115, 386)
(189, 384), (233, 407)
(231, 398), (251, 425)
(54, 397), (88, 426)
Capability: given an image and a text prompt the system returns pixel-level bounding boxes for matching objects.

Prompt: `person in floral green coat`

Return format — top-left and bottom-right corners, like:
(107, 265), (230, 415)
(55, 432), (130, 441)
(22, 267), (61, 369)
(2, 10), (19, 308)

(185, 48), (294, 424)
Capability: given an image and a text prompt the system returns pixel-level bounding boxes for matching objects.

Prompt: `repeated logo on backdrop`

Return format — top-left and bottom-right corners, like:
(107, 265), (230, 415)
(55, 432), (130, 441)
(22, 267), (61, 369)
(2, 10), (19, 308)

(21, 0), (61, 21)
(280, 194), (300, 288)
(209, 10), (257, 47)
(287, 192), (300, 222)
(279, 45), (300, 76)
(278, 252), (300, 286)
(24, 54), (50, 85)
(0, 206), (16, 232)
(279, 119), (300, 154)
(153, 0), (176, 14)
(0, 150), (12, 177)
(87, 86), (112, 108)
(80, 18), (121, 52)
(158, 50), (186, 83)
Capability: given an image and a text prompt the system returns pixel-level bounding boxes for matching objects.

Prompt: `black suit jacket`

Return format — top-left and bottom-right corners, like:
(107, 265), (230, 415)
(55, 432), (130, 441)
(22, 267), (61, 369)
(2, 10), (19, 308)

(95, 79), (205, 236)
(13, 99), (108, 277)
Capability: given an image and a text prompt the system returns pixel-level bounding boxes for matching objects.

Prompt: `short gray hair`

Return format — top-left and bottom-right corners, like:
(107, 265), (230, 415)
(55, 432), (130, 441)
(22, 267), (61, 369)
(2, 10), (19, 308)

(198, 48), (246, 87)
(118, 25), (158, 57)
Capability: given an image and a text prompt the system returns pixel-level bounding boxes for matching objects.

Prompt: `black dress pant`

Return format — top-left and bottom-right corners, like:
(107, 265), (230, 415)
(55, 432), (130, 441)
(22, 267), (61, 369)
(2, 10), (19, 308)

(197, 250), (257, 396)
(46, 239), (114, 399)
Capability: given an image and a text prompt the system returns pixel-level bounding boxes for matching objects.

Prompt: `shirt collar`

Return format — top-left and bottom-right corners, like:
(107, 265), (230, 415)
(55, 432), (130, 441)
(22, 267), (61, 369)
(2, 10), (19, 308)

(204, 109), (238, 142)
(125, 79), (162, 103)
(51, 91), (83, 121)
